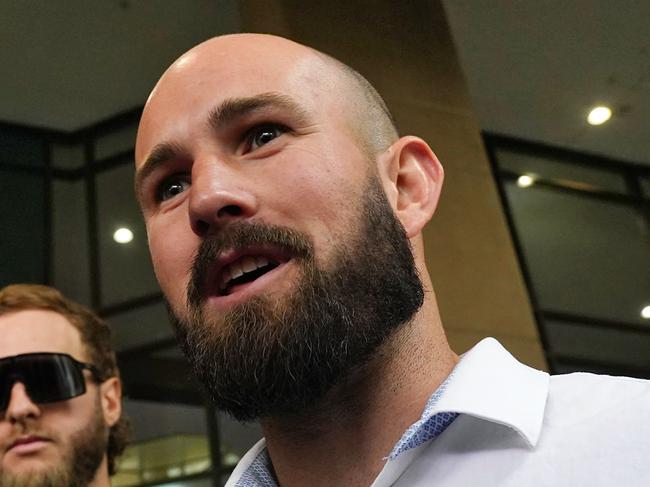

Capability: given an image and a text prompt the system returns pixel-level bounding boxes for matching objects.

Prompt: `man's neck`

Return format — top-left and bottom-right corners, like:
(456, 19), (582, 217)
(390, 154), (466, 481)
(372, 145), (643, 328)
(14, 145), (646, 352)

(260, 304), (458, 487)
(88, 459), (111, 487)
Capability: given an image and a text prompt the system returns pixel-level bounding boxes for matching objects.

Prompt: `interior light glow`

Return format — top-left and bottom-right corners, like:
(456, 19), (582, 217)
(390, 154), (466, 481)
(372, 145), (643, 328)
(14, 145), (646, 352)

(113, 227), (134, 244)
(184, 458), (211, 475)
(587, 106), (612, 125)
(517, 174), (535, 188)
(222, 451), (241, 467)
(641, 305), (650, 319)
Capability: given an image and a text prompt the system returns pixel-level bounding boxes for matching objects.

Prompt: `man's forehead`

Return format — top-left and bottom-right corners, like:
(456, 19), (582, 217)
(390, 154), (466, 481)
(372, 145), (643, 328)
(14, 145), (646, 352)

(173, 34), (322, 76)
(0, 309), (85, 360)
(153, 35), (328, 104)
(136, 36), (341, 161)
(162, 44), (326, 101)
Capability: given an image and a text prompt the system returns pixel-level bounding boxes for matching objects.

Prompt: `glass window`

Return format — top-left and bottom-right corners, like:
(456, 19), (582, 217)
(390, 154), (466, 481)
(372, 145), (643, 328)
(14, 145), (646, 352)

(114, 400), (213, 487)
(155, 478), (213, 487)
(96, 162), (159, 306)
(496, 148), (628, 193)
(0, 127), (46, 167)
(505, 181), (650, 326)
(545, 319), (650, 371)
(640, 176), (650, 198)
(108, 301), (173, 352)
(218, 413), (262, 468)
(95, 121), (138, 161)
(51, 178), (91, 305)
(51, 142), (86, 170)
(0, 169), (47, 286)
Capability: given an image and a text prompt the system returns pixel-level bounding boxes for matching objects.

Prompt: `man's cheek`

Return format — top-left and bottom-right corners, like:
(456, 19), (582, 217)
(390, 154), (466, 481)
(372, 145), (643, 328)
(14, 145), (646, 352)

(151, 240), (191, 296)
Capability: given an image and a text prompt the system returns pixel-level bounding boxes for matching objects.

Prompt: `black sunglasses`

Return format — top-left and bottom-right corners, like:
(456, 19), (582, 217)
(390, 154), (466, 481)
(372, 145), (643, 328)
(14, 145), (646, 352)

(0, 352), (102, 411)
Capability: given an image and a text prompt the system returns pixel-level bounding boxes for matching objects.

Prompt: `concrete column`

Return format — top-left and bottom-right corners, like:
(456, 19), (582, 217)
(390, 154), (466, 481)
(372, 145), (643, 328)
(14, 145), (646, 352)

(238, 0), (546, 369)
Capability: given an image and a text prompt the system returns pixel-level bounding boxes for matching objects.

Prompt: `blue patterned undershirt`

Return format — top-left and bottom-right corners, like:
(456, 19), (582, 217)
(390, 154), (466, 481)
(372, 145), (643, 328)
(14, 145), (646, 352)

(235, 374), (458, 487)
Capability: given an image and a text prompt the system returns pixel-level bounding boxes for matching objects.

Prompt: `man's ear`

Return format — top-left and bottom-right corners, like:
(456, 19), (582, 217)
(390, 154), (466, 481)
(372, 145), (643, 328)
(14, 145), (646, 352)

(380, 136), (444, 238)
(99, 377), (122, 428)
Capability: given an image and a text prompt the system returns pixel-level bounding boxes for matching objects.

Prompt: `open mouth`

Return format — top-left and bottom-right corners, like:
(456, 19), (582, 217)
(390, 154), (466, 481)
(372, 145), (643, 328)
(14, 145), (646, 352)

(216, 254), (284, 296)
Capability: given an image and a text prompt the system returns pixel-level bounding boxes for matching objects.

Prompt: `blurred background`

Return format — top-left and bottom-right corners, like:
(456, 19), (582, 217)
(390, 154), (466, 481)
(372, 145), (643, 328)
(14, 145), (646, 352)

(1, 1), (648, 485)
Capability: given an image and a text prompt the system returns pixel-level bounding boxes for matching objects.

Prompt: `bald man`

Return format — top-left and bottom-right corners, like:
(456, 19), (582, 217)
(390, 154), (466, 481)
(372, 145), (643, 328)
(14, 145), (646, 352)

(134, 34), (650, 487)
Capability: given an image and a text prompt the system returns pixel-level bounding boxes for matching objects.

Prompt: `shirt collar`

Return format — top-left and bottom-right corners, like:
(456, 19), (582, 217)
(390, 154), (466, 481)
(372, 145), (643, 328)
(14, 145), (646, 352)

(227, 337), (550, 486)
(433, 337), (549, 448)
(387, 374), (459, 459)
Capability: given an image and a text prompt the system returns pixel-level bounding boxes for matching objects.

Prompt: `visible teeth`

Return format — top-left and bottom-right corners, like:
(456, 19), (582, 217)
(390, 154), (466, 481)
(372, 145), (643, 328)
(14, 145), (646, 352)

(242, 256), (257, 273)
(229, 262), (244, 280)
(219, 256), (275, 292)
(220, 263), (242, 291)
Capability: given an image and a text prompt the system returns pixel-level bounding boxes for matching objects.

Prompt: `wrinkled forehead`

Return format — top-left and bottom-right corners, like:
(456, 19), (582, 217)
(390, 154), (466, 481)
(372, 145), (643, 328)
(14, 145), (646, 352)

(136, 41), (340, 163)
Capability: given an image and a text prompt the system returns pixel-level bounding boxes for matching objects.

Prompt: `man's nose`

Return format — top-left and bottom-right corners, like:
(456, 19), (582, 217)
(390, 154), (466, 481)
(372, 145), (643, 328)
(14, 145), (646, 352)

(188, 158), (259, 237)
(3, 382), (40, 423)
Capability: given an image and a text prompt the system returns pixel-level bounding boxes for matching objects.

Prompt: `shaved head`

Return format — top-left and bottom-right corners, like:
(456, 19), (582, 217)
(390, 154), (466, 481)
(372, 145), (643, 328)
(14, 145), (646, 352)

(134, 31), (445, 426)
(137, 34), (398, 166)
(310, 49), (399, 154)
(136, 36), (422, 422)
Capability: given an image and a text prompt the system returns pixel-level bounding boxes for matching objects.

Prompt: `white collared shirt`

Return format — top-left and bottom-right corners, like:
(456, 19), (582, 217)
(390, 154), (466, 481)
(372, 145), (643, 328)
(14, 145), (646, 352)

(227, 338), (650, 486)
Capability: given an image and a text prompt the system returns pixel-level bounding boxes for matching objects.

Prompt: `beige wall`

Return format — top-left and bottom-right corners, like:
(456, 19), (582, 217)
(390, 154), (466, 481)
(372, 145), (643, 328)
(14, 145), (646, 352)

(238, 0), (547, 370)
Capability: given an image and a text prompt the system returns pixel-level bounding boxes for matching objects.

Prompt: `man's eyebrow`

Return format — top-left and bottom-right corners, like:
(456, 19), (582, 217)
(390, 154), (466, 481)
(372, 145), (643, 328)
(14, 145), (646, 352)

(134, 142), (183, 200)
(207, 92), (311, 131)
(135, 93), (310, 200)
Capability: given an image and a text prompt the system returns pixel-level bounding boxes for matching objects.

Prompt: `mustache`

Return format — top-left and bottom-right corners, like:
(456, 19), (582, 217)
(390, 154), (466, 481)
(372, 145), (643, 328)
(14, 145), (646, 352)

(186, 221), (314, 308)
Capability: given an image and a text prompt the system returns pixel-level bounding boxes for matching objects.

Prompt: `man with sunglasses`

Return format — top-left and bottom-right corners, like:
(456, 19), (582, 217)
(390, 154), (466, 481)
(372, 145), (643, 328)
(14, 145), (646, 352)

(0, 284), (128, 487)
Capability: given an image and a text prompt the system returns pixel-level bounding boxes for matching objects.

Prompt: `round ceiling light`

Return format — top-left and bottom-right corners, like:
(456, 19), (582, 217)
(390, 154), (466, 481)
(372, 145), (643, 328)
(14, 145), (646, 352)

(517, 174), (536, 188)
(113, 227), (134, 244)
(641, 305), (650, 320)
(587, 106), (612, 125)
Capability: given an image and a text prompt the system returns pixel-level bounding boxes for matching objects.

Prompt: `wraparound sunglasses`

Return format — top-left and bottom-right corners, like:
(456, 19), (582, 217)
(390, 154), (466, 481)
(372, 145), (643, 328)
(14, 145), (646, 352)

(0, 352), (102, 411)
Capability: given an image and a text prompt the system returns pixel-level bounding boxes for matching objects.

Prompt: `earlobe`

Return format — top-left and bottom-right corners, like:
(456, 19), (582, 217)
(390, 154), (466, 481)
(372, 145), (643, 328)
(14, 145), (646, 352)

(386, 136), (444, 238)
(99, 377), (122, 427)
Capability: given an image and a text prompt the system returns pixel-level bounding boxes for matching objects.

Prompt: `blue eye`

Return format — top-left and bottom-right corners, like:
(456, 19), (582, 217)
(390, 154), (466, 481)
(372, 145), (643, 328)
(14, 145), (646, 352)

(248, 124), (287, 151)
(158, 178), (190, 202)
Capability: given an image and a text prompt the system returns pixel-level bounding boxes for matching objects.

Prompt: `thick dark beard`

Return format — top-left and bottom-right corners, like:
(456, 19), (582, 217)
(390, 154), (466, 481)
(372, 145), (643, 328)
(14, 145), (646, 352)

(0, 393), (108, 487)
(172, 175), (424, 421)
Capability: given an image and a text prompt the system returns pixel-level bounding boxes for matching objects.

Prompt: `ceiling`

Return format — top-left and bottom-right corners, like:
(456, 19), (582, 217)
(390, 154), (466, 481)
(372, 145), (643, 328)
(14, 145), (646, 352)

(443, 0), (649, 165)
(1, 0), (648, 165)
(0, 0), (240, 131)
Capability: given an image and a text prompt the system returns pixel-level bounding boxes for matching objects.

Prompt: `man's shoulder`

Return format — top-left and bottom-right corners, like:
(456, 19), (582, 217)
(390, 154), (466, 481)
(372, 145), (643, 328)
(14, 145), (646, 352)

(543, 370), (650, 438)
(549, 370), (650, 395)
(548, 371), (650, 411)
(394, 370), (650, 486)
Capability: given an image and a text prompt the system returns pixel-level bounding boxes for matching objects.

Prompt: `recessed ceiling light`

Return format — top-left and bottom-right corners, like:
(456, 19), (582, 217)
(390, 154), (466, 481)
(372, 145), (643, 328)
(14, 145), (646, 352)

(113, 227), (134, 244)
(641, 305), (650, 319)
(587, 106), (612, 125)
(517, 174), (535, 188)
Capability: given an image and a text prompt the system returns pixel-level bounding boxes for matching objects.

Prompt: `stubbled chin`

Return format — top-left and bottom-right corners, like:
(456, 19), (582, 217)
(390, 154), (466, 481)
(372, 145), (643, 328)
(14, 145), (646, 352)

(3, 455), (56, 474)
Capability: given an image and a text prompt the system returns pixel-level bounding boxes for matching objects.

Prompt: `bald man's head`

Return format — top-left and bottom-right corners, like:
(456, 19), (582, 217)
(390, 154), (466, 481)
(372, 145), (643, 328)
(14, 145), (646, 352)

(134, 33), (443, 421)
(137, 34), (398, 164)
(310, 49), (399, 155)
